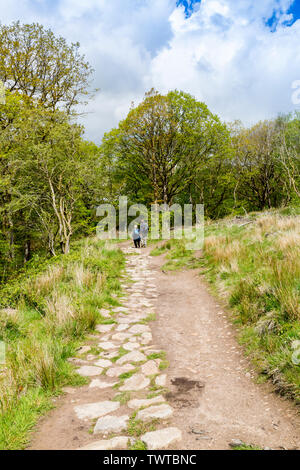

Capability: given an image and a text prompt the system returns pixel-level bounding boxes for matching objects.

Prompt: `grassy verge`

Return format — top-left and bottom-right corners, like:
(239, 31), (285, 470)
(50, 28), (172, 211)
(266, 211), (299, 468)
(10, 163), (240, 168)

(151, 207), (300, 403)
(0, 237), (125, 450)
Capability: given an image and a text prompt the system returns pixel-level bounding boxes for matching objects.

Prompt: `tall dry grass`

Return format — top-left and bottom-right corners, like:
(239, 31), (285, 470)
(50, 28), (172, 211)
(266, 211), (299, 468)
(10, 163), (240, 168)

(0, 238), (124, 449)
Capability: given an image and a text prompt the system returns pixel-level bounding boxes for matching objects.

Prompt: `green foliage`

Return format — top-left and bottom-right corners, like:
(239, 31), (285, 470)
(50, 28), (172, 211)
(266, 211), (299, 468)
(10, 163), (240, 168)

(232, 442), (262, 451)
(129, 439), (147, 450)
(0, 237), (125, 449)
(0, 21), (93, 112)
(112, 392), (131, 405)
(127, 413), (158, 438)
(100, 89), (232, 212)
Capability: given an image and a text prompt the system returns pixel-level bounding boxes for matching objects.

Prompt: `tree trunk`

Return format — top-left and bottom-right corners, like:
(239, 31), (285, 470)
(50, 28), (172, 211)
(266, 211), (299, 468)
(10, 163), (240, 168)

(24, 239), (31, 263)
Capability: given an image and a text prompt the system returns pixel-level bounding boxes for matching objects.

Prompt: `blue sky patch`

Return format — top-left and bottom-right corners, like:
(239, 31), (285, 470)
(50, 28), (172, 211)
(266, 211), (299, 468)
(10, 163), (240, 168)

(265, 0), (300, 31)
(177, 0), (201, 17)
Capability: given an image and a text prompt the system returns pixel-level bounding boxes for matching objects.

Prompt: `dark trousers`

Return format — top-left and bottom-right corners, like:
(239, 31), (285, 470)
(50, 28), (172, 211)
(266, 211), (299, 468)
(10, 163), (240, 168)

(134, 238), (141, 248)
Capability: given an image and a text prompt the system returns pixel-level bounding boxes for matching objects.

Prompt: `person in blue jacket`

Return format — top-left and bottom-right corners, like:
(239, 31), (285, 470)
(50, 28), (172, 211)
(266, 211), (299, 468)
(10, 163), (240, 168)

(132, 225), (141, 248)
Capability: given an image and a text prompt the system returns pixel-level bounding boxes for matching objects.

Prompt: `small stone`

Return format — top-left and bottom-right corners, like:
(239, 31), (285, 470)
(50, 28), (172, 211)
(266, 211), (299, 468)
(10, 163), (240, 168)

(145, 349), (161, 355)
(128, 395), (165, 410)
(141, 360), (159, 376)
(141, 428), (182, 450)
(94, 359), (112, 368)
(106, 364), (135, 377)
(102, 351), (117, 359)
(229, 439), (244, 448)
(112, 332), (132, 342)
(116, 324), (130, 332)
(77, 345), (91, 355)
(74, 401), (120, 420)
(76, 365), (103, 377)
(94, 415), (129, 434)
(155, 374), (167, 387)
(137, 404), (173, 421)
(116, 317), (134, 324)
(119, 373), (150, 391)
(129, 324), (150, 334)
(123, 342), (140, 351)
(116, 350), (146, 365)
(140, 332), (153, 345)
(112, 307), (129, 313)
(96, 324), (114, 333)
(77, 436), (130, 450)
(86, 355), (98, 361)
(98, 341), (118, 351)
(89, 379), (117, 389)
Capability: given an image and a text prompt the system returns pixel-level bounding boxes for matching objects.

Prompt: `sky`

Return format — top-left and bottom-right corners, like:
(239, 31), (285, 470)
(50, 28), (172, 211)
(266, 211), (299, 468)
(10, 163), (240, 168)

(0, 0), (300, 142)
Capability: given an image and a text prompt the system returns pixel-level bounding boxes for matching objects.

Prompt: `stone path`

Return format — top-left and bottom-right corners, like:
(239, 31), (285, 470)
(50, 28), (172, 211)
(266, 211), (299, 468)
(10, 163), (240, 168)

(29, 244), (300, 450)
(74, 247), (182, 450)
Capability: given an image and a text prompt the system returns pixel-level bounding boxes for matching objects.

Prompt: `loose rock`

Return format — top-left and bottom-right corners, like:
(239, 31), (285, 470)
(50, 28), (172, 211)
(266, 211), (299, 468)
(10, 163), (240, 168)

(155, 374), (167, 387)
(98, 341), (118, 351)
(137, 404), (173, 421)
(119, 373), (150, 391)
(141, 360), (159, 376)
(74, 400), (120, 420)
(128, 395), (165, 410)
(77, 436), (130, 450)
(76, 365), (103, 377)
(94, 359), (112, 368)
(94, 415), (129, 434)
(106, 364), (135, 377)
(116, 350), (146, 365)
(141, 428), (182, 450)
(96, 324), (114, 333)
(89, 379), (117, 389)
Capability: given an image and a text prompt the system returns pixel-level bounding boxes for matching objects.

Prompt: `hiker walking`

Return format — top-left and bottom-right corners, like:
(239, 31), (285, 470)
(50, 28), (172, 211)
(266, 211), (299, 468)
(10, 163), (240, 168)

(132, 224), (141, 248)
(140, 219), (149, 248)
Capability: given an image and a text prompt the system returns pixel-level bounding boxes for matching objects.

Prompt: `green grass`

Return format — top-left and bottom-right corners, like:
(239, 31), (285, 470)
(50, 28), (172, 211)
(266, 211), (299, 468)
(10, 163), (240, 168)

(232, 443), (263, 451)
(140, 313), (157, 323)
(0, 389), (53, 450)
(150, 207), (300, 403)
(129, 439), (147, 450)
(0, 237), (125, 449)
(112, 391), (131, 405)
(147, 351), (166, 361)
(159, 359), (170, 371)
(127, 412), (158, 438)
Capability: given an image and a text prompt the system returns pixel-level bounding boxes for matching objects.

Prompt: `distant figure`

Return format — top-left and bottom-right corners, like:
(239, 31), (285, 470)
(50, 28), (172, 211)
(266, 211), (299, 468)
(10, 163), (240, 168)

(140, 219), (149, 248)
(132, 225), (141, 248)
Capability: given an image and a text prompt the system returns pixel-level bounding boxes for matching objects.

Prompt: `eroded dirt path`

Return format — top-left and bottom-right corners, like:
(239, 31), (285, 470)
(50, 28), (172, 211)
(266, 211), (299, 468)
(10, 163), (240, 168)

(150, 251), (300, 450)
(29, 245), (300, 450)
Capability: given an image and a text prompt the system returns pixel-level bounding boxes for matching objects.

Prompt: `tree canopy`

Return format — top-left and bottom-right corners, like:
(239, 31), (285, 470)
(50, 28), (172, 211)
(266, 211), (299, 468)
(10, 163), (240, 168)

(0, 22), (93, 112)
(101, 89), (232, 212)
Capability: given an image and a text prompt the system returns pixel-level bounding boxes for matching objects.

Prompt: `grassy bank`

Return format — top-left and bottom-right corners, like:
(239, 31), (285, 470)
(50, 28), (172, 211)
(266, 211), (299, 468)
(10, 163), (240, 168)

(151, 206), (300, 403)
(0, 237), (125, 450)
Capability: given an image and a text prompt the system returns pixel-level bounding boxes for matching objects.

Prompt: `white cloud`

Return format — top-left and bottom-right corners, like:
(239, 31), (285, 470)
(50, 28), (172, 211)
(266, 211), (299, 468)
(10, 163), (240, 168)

(151, 0), (300, 126)
(0, 0), (300, 141)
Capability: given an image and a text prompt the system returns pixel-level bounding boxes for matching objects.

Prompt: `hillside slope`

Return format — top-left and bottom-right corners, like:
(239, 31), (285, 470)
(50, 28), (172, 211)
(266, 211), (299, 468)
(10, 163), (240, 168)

(0, 238), (124, 450)
(153, 206), (300, 402)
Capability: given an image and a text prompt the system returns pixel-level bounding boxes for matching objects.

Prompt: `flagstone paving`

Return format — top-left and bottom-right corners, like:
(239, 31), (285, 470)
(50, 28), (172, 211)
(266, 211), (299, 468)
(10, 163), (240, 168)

(75, 246), (182, 450)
